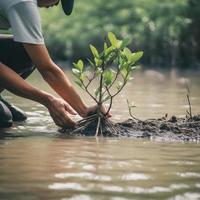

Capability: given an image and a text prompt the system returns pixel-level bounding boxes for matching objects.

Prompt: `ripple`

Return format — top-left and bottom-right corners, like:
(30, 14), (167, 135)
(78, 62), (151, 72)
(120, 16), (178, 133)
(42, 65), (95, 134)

(169, 183), (189, 189)
(62, 195), (92, 200)
(100, 185), (124, 192)
(48, 183), (88, 191)
(170, 161), (195, 165)
(167, 192), (200, 200)
(176, 172), (200, 178)
(55, 172), (111, 181)
(196, 183), (200, 188)
(127, 186), (171, 193)
(82, 164), (96, 171)
(121, 173), (150, 181)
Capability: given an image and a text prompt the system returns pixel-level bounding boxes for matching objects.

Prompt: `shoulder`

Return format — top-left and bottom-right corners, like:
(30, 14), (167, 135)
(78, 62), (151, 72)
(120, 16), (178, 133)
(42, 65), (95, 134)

(6, 0), (44, 44)
(1, 0), (37, 12)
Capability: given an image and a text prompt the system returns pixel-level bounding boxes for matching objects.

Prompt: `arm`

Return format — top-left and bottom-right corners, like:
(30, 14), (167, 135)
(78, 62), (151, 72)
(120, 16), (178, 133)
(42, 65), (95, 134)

(0, 62), (76, 127)
(23, 43), (89, 117)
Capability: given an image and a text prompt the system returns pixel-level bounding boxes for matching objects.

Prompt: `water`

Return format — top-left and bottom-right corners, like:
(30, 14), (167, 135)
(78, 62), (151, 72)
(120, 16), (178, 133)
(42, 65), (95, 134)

(0, 69), (200, 200)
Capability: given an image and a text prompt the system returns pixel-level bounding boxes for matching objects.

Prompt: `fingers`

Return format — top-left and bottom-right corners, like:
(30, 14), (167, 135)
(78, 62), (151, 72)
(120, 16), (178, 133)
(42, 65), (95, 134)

(49, 108), (76, 128)
(64, 103), (77, 115)
(57, 108), (76, 128)
(106, 112), (112, 118)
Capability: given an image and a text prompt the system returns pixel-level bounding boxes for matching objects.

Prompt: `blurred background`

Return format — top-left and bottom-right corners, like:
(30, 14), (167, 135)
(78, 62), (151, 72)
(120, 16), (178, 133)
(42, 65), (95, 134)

(40, 0), (200, 69)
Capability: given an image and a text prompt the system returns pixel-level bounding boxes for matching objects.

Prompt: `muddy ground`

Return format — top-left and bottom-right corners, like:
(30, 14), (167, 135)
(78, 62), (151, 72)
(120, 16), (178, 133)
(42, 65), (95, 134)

(63, 115), (200, 142)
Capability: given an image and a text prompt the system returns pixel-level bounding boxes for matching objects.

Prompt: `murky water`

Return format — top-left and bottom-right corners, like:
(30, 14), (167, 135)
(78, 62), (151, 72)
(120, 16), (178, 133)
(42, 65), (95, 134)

(0, 68), (200, 200)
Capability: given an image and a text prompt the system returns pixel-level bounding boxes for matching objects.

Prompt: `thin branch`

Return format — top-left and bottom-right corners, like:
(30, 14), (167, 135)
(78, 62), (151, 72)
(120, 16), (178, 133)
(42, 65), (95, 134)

(187, 94), (192, 119)
(184, 79), (192, 119)
(105, 86), (113, 115)
(81, 81), (98, 103)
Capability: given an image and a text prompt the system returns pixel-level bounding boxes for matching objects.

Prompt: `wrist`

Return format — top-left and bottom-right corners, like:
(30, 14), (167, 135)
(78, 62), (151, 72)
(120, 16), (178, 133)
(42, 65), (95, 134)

(78, 104), (89, 118)
(40, 92), (54, 108)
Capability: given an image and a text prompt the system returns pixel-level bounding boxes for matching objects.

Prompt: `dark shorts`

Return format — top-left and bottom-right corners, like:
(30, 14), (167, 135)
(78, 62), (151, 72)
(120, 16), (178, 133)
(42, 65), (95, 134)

(0, 35), (35, 79)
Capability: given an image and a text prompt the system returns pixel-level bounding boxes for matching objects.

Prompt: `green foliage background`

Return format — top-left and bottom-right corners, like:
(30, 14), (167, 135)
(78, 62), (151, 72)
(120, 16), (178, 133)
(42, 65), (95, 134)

(40, 0), (200, 68)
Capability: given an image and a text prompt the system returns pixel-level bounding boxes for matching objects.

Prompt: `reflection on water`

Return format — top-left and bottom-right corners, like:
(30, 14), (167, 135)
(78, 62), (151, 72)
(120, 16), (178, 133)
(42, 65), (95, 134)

(0, 69), (200, 199)
(0, 138), (200, 200)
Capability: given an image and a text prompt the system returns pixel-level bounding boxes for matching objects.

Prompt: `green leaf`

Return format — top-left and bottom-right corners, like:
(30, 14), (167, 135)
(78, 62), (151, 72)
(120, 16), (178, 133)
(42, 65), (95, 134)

(95, 87), (100, 97)
(103, 69), (114, 86)
(116, 40), (123, 49)
(87, 58), (96, 68)
(131, 51), (143, 63)
(104, 42), (108, 51)
(123, 47), (132, 60)
(77, 60), (84, 71)
(90, 45), (99, 58)
(108, 32), (118, 47)
(74, 80), (83, 88)
(116, 81), (123, 90)
(120, 38), (132, 49)
(131, 66), (137, 70)
(102, 95), (111, 102)
(80, 73), (85, 82)
(96, 67), (102, 76)
(72, 68), (80, 76)
(121, 68), (127, 79)
(73, 60), (84, 72)
(126, 73), (133, 81)
(94, 58), (102, 67)
(105, 46), (115, 57)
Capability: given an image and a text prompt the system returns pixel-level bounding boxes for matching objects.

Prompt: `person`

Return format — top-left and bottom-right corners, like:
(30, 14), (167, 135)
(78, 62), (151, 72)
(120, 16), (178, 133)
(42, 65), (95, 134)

(0, 0), (110, 128)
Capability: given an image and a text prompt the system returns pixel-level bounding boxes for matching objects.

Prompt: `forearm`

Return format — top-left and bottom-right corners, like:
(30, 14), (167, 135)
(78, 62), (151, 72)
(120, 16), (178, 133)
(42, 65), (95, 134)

(41, 63), (88, 116)
(0, 63), (51, 106)
(22, 43), (89, 116)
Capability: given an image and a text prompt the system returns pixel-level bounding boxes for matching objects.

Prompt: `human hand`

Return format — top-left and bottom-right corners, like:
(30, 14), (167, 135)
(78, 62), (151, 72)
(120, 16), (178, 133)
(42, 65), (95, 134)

(86, 104), (112, 118)
(45, 96), (77, 128)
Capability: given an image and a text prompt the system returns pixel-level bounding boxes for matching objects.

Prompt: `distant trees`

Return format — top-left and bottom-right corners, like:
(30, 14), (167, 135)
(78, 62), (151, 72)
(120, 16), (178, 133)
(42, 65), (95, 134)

(40, 0), (200, 68)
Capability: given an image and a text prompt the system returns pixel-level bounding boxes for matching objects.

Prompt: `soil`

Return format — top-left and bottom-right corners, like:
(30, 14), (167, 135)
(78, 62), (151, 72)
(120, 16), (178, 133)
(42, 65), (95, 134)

(62, 114), (200, 142)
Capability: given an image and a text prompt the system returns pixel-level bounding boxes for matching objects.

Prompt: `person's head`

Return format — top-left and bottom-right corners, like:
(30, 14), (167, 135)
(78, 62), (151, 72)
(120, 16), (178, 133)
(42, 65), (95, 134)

(37, 0), (74, 15)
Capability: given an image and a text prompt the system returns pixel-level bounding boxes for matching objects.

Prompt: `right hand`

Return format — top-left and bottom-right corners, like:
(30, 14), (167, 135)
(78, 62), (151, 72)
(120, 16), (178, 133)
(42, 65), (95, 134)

(45, 96), (77, 128)
(86, 104), (112, 118)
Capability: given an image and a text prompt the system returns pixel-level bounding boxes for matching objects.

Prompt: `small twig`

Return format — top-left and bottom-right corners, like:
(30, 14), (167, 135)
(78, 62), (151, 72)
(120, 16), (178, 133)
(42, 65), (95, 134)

(187, 94), (192, 119)
(185, 79), (192, 119)
(127, 99), (143, 122)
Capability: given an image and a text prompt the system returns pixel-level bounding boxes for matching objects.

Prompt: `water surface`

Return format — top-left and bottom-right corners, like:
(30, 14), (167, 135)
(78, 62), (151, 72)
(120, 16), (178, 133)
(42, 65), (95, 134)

(0, 69), (200, 200)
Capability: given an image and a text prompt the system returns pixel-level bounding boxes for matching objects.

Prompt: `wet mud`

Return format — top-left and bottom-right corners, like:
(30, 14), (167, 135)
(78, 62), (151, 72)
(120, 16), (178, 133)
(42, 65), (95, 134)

(62, 115), (200, 142)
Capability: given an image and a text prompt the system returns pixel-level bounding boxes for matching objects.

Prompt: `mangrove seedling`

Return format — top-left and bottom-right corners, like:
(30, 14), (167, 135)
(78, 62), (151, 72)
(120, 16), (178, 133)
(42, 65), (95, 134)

(69, 32), (143, 137)
(126, 99), (142, 122)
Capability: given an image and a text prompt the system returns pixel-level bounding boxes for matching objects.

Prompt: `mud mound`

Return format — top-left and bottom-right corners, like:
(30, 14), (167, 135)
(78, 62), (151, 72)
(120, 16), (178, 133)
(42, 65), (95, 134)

(61, 115), (200, 141)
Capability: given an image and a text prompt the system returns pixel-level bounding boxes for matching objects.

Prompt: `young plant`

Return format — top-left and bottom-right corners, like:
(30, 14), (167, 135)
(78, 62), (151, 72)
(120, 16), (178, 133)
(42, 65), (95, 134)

(126, 99), (142, 122)
(71, 32), (143, 136)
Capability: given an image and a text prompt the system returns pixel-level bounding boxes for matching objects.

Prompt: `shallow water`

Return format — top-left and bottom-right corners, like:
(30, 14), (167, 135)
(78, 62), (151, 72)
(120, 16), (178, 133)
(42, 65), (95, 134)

(0, 68), (200, 200)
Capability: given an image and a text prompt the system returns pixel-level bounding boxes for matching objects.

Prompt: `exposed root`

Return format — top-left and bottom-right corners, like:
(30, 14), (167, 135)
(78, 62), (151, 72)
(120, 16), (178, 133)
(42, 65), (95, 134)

(61, 114), (200, 141)
(62, 113), (124, 137)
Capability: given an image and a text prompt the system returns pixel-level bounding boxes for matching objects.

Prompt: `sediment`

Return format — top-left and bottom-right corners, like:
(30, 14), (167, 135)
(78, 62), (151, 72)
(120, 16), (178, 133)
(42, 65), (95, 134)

(61, 114), (200, 141)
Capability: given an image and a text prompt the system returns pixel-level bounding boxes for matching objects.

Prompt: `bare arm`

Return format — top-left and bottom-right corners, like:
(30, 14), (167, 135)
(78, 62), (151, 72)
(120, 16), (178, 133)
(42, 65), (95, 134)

(0, 62), (76, 127)
(23, 43), (89, 117)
